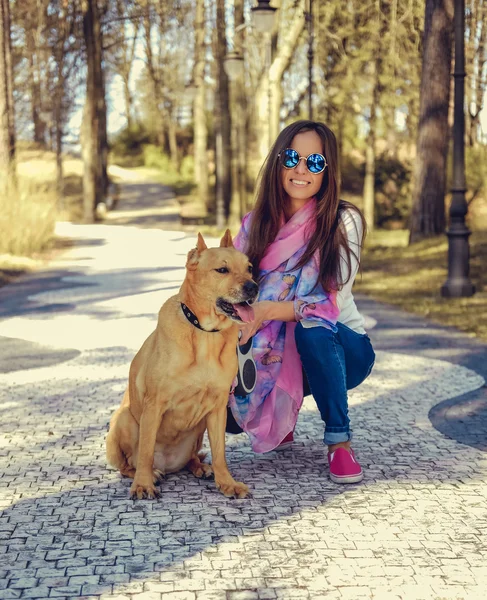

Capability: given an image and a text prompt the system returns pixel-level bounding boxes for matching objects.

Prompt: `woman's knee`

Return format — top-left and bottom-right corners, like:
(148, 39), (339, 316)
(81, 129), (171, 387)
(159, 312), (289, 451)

(346, 338), (375, 389)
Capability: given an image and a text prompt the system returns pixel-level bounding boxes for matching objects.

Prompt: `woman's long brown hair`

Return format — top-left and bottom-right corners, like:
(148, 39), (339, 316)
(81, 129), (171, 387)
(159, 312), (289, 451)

(246, 120), (366, 293)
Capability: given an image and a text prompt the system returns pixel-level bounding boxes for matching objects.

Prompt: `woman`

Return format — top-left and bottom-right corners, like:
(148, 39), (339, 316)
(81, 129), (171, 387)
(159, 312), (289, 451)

(228, 120), (375, 484)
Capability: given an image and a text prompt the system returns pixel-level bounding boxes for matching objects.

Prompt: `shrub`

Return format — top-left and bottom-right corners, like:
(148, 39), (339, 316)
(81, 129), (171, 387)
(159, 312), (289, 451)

(110, 124), (153, 167)
(179, 154), (194, 181)
(341, 153), (364, 195)
(0, 176), (57, 255)
(454, 144), (487, 202)
(373, 155), (412, 228)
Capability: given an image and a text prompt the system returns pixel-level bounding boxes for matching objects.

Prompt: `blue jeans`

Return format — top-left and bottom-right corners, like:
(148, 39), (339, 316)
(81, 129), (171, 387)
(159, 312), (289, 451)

(295, 321), (375, 445)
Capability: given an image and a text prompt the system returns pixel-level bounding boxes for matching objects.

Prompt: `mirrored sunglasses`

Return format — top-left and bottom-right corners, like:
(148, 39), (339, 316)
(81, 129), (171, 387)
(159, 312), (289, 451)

(278, 148), (327, 174)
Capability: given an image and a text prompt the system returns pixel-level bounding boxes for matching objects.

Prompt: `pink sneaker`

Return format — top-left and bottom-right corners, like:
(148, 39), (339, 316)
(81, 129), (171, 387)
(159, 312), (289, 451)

(275, 431), (294, 450)
(328, 447), (363, 483)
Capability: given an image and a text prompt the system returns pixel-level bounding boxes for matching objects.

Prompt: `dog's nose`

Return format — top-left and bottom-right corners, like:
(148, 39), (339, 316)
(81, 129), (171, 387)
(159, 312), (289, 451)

(243, 280), (259, 298)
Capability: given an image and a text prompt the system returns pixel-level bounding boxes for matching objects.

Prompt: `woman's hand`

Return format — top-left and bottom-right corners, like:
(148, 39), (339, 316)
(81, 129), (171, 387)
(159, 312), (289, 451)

(239, 300), (297, 345)
(239, 301), (271, 345)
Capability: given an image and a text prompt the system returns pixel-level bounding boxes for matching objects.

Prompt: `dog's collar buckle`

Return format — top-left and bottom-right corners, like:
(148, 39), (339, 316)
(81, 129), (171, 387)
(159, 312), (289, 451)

(180, 303), (220, 333)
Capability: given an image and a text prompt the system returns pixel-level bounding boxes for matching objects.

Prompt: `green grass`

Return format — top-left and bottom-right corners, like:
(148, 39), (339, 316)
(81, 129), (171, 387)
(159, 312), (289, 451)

(356, 229), (487, 341)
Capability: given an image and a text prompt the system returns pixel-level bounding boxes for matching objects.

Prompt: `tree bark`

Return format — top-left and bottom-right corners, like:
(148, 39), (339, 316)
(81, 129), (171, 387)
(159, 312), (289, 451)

(82, 0), (108, 223)
(0, 0), (15, 186)
(409, 0), (454, 243)
(215, 0), (232, 223)
(193, 0), (208, 211)
(228, 0), (247, 225)
(363, 61), (380, 232)
(114, 1), (139, 130)
(55, 98), (64, 210)
(122, 72), (133, 130)
(26, 27), (45, 145)
(469, 0), (486, 145)
(143, 4), (165, 147)
(167, 106), (179, 171)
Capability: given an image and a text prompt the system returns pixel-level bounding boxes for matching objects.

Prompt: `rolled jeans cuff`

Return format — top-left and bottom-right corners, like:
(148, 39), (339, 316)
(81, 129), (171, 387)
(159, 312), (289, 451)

(323, 428), (353, 445)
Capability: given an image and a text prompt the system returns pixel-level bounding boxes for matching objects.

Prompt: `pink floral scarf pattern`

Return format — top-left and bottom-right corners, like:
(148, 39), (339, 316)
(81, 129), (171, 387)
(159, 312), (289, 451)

(229, 199), (340, 452)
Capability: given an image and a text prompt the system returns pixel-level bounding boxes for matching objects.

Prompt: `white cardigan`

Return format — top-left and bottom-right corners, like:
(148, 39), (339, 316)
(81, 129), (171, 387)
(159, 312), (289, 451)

(301, 208), (366, 334)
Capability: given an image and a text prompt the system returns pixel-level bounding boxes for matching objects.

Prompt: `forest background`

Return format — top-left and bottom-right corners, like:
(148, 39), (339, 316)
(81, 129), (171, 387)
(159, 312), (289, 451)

(0, 0), (486, 338)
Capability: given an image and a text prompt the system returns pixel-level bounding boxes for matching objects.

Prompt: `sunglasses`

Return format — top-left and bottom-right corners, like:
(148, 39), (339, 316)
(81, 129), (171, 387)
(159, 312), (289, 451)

(278, 148), (327, 174)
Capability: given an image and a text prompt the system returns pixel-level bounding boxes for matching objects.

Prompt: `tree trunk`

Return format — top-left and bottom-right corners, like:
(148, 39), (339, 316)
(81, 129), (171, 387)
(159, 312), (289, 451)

(193, 0), (208, 211)
(229, 0), (247, 225)
(26, 28), (45, 145)
(215, 0), (232, 222)
(167, 107), (179, 171)
(143, 7), (165, 147)
(363, 61), (379, 232)
(82, 0), (108, 223)
(55, 106), (64, 211)
(385, 106), (398, 158)
(409, 0), (454, 243)
(0, 0), (15, 187)
(470, 0), (486, 146)
(122, 72), (133, 130)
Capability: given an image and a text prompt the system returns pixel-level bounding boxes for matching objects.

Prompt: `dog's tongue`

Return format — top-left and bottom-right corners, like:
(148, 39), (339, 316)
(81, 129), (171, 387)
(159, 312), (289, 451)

(234, 303), (254, 323)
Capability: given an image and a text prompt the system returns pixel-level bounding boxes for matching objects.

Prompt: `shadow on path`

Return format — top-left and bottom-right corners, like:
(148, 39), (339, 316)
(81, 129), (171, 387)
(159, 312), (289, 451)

(359, 295), (487, 453)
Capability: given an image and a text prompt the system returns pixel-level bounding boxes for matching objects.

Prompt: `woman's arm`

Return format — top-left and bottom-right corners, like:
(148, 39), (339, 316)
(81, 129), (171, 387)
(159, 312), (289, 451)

(239, 300), (295, 344)
(337, 209), (363, 309)
(258, 300), (296, 322)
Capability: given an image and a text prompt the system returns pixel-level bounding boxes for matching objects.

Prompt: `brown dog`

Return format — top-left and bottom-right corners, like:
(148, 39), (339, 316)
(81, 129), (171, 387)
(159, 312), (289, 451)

(106, 230), (258, 499)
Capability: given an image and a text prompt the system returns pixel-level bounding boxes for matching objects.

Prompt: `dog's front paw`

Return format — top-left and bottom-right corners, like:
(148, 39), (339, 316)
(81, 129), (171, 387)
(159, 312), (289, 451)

(130, 479), (159, 500)
(216, 479), (250, 499)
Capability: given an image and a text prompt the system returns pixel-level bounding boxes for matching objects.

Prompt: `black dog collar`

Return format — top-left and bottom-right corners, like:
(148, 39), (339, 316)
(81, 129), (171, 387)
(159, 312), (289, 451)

(180, 303), (220, 333)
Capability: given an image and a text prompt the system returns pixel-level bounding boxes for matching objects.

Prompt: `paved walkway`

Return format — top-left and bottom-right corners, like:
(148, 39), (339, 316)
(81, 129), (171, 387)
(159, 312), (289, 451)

(1, 176), (487, 600)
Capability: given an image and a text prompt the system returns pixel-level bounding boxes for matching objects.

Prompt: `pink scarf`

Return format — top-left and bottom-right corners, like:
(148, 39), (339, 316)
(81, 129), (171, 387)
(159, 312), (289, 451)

(231, 199), (339, 452)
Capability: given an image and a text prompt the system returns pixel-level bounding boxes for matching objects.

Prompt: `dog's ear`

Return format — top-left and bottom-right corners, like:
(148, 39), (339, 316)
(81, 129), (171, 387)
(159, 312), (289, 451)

(197, 232), (208, 253)
(219, 229), (234, 248)
(186, 233), (208, 269)
(186, 248), (199, 269)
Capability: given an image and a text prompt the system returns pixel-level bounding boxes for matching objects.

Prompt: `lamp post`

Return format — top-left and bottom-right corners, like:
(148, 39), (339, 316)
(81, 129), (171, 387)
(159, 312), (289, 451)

(251, 0), (277, 32)
(251, 1), (277, 148)
(306, 0), (314, 120)
(223, 51), (244, 81)
(223, 1), (278, 219)
(441, 0), (475, 298)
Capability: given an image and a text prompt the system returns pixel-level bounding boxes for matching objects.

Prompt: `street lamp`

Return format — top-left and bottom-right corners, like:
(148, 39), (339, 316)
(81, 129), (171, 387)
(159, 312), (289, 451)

(251, 0), (277, 33)
(249, 1), (278, 148)
(223, 51), (244, 81)
(441, 0), (475, 298)
(223, 2), (279, 219)
(184, 81), (198, 101)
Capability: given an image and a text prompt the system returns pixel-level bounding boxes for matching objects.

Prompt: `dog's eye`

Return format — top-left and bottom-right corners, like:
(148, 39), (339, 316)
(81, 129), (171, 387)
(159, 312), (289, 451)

(248, 265), (253, 273)
(215, 267), (229, 274)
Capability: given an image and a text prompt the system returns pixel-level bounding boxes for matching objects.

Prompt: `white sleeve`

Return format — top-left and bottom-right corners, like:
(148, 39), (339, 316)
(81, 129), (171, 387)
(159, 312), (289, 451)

(337, 209), (363, 311)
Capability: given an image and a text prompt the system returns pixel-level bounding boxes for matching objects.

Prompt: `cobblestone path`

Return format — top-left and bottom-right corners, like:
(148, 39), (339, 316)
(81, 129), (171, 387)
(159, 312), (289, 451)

(0, 223), (486, 600)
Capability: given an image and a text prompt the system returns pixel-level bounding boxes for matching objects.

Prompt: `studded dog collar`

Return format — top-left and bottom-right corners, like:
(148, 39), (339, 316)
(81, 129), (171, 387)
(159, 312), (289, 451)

(180, 303), (221, 333)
